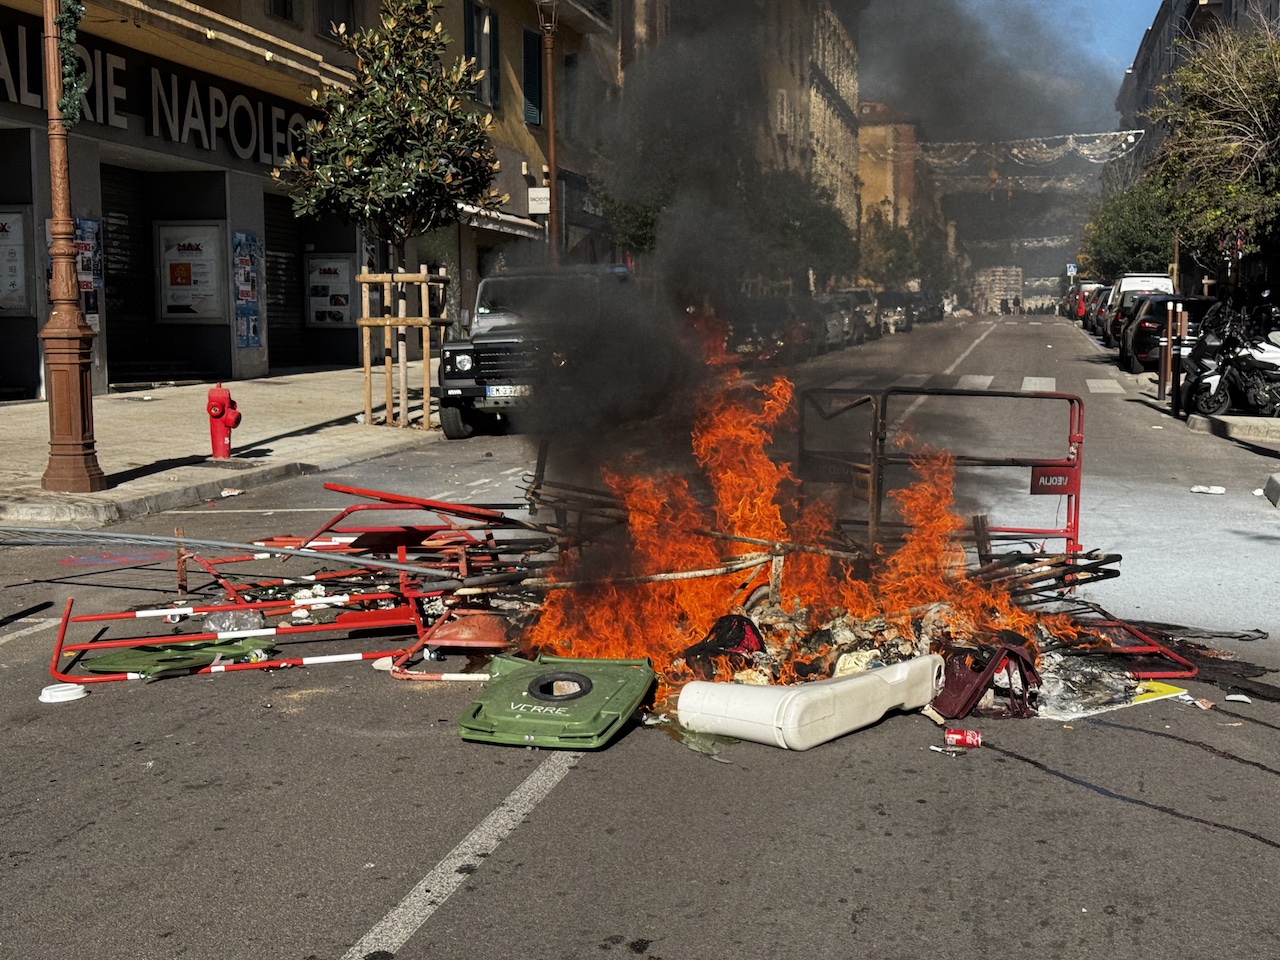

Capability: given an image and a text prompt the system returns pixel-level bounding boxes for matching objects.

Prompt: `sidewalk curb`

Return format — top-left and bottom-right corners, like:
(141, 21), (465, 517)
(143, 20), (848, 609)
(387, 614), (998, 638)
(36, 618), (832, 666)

(1187, 413), (1280, 442)
(0, 430), (433, 528)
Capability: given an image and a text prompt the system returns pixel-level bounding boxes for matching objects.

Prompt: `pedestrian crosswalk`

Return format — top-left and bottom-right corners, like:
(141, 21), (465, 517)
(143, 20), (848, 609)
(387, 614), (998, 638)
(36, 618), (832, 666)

(826, 372), (1133, 395)
(1020, 376), (1056, 392)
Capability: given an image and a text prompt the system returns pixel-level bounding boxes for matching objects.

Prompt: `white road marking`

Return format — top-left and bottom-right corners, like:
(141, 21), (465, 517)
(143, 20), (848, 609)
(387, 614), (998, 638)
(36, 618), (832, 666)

(892, 325), (998, 428)
(955, 375), (994, 390)
(501, 467), (525, 475)
(342, 751), (582, 958)
(892, 373), (930, 387)
(0, 618), (58, 646)
(943, 324), (996, 375)
(1086, 379), (1126, 394)
(1021, 377), (1056, 392)
(466, 478), (492, 487)
(827, 375), (878, 390)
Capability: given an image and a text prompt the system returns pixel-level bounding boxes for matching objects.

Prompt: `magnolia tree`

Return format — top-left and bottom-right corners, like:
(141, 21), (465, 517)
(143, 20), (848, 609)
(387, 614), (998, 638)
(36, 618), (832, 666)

(274, 0), (506, 268)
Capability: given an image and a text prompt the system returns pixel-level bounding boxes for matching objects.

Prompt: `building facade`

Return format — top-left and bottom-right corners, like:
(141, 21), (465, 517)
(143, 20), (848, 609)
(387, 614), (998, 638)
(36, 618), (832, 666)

(855, 100), (916, 228)
(0, 0), (616, 400)
(622, 0), (863, 255)
(1117, 0), (1280, 154)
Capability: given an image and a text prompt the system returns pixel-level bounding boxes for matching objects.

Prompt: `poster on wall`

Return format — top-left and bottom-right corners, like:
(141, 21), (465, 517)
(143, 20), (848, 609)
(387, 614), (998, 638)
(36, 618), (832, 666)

(306, 255), (355, 326)
(74, 219), (104, 293)
(233, 230), (262, 349)
(157, 221), (226, 322)
(0, 210), (29, 313)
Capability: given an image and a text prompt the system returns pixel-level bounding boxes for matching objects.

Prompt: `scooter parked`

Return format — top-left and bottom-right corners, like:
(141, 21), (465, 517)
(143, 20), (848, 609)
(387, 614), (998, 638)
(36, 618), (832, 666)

(1181, 304), (1280, 416)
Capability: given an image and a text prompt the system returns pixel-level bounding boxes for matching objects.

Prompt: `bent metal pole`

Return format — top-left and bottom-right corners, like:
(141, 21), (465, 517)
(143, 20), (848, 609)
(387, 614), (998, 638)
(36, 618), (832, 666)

(40, 0), (105, 492)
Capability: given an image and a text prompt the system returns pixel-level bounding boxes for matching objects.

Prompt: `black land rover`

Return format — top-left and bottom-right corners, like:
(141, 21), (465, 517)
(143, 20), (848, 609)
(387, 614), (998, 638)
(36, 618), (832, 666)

(437, 265), (634, 439)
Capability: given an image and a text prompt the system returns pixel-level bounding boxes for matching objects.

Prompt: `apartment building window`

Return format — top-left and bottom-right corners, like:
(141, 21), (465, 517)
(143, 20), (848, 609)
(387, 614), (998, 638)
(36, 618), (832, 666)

(268, 0), (302, 25)
(464, 2), (501, 107)
(562, 52), (579, 140)
(317, 0), (353, 37)
(522, 28), (542, 125)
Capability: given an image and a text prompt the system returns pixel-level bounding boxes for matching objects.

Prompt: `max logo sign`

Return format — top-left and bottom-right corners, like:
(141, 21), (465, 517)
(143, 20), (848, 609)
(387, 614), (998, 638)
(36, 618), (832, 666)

(1029, 466), (1079, 496)
(0, 222), (8, 235)
(319, 267), (339, 276)
(177, 242), (202, 252)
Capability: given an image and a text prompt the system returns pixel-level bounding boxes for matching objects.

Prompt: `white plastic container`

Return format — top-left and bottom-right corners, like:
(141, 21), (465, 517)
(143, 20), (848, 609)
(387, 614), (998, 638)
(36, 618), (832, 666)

(676, 655), (945, 751)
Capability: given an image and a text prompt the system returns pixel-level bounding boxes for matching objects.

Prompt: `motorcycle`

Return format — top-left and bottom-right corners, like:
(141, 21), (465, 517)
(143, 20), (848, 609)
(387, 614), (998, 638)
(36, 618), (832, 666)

(1181, 304), (1280, 416)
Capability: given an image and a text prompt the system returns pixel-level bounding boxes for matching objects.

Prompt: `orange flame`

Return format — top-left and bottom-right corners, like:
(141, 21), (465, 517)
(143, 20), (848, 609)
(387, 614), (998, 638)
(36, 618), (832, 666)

(524, 373), (1077, 701)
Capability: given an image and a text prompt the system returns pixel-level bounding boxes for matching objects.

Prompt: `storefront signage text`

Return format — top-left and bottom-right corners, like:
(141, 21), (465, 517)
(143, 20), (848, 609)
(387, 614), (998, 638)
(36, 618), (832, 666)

(0, 15), (310, 167)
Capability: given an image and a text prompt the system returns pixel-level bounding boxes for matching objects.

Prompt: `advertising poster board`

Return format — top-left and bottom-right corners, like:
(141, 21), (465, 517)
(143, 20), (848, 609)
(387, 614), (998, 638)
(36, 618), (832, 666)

(306, 255), (355, 327)
(74, 218), (103, 292)
(233, 230), (262, 348)
(157, 221), (226, 322)
(0, 209), (29, 313)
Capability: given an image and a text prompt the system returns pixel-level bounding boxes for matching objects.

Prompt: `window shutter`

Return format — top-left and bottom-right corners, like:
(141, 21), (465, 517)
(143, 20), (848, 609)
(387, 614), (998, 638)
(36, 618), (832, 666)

(523, 29), (542, 125)
(464, 1), (476, 59)
(489, 11), (501, 108)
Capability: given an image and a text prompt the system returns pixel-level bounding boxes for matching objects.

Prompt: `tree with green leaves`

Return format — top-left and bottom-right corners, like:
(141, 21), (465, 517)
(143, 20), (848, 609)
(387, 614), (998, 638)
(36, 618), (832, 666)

(273, 0), (506, 265)
(1147, 19), (1280, 257)
(909, 165), (958, 296)
(860, 208), (915, 290)
(1078, 178), (1173, 280)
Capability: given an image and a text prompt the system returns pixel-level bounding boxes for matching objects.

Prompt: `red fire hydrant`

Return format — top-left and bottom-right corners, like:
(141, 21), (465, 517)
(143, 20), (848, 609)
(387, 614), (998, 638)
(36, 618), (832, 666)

(206, 382), (242, 459)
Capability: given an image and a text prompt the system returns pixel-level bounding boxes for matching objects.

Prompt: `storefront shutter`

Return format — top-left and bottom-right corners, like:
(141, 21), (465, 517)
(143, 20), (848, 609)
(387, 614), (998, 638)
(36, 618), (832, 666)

(100, 165), (156, 384)
(263, 193), (305, 367)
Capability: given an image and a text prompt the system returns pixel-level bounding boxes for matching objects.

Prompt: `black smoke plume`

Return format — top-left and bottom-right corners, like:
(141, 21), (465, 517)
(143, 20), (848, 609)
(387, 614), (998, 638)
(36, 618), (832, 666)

(851, 0), (1121, 140)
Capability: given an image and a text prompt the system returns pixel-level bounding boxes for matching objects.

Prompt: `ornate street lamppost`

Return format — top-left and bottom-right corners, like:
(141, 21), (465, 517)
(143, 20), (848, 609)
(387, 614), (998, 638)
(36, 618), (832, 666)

(534, 0), (560, 263)
(40, 0), (105, 492)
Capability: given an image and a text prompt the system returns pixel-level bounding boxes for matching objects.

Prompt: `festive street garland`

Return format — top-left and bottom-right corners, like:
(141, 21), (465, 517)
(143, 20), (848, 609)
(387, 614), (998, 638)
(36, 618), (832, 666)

(54, 0), (87, 126)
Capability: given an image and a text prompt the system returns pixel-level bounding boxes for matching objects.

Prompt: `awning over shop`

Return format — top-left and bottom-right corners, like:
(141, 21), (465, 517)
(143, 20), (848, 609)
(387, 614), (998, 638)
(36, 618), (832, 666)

(459, 204), (545, 241)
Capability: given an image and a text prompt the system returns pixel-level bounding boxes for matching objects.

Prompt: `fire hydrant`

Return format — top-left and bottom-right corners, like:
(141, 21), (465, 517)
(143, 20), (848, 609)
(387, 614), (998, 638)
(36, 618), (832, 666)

(206, 382), (242, 459)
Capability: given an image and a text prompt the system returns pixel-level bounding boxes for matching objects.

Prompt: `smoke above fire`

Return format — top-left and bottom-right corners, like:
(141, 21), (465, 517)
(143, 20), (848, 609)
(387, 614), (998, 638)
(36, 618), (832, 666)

(851, 0), (1121, 140)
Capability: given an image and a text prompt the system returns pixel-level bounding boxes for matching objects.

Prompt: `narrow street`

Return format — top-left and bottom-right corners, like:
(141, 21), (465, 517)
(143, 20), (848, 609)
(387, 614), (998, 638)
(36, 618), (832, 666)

(3, 313), (1279, 960)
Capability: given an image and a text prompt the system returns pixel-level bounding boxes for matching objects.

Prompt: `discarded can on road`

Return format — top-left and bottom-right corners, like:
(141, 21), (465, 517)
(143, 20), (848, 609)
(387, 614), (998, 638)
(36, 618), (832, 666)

(944, 728), (981, 748)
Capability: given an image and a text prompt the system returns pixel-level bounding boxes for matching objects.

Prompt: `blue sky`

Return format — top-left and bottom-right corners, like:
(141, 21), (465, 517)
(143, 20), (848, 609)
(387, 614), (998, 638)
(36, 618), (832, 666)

(966, 0), (1165, 77)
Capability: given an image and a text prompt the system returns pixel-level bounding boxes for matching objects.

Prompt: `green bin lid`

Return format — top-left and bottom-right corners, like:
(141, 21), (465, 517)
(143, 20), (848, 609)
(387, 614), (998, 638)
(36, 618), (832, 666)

(458, 654), (655, 750)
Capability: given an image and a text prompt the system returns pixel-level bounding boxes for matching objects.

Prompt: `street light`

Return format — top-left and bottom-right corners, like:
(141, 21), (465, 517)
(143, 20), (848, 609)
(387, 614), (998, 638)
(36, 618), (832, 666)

(39, 0), (105, 491)
(534, 0), (559, 263)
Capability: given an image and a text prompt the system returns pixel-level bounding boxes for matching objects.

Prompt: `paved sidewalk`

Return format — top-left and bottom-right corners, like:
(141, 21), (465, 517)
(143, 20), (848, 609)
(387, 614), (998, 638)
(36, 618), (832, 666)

(0, 365), (440, 527)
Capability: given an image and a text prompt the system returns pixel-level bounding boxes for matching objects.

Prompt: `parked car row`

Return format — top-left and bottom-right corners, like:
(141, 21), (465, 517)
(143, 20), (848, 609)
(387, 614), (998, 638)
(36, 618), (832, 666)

(1074, 272), (1218, 374)
(723, 288), (943, 365)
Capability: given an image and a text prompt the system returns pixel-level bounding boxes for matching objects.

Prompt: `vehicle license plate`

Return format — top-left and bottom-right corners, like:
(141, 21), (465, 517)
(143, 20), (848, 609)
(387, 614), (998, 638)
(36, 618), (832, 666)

(487, 385), (529, 398)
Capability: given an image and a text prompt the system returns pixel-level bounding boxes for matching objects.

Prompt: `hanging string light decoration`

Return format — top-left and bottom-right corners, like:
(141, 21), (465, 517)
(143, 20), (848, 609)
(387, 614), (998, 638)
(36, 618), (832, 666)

(919, 130), (1144, 168)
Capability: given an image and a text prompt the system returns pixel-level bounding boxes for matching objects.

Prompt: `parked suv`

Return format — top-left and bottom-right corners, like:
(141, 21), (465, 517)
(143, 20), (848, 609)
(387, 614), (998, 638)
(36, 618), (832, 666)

(822, 288), (881, 343)
(1102, 273), (1176, 347)
(877, 290), (915, 333)
(1119, 294), (1215, 373)
(727, 296), (824, 364)
(437, 265), (633, 439)
(1069, 280), (1104, 324)
(847, 288), (881, 339)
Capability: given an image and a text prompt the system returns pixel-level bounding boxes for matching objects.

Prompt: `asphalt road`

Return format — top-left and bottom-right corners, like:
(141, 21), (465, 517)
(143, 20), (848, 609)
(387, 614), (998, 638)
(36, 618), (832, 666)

(3, 313), (1280, 960)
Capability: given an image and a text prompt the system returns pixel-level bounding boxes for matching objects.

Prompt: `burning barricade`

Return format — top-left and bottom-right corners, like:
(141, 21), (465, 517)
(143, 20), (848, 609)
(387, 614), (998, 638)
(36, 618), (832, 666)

(503, 370), (1197, 751)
